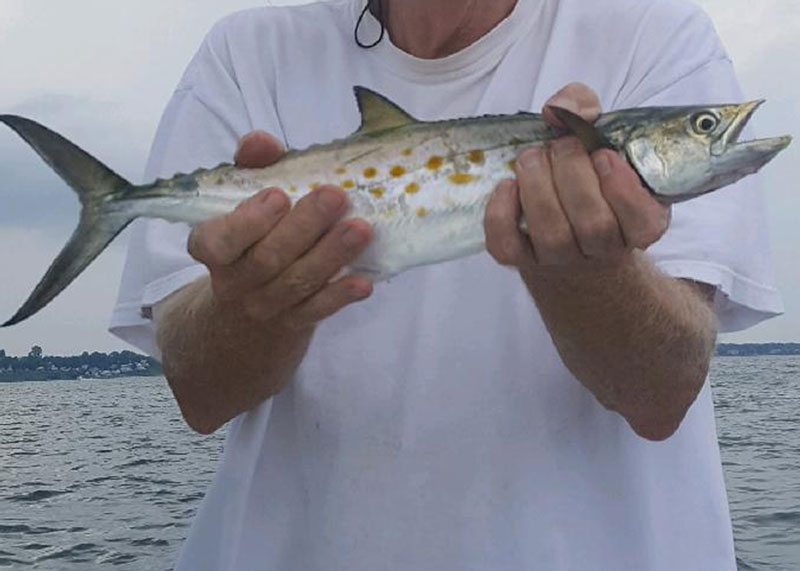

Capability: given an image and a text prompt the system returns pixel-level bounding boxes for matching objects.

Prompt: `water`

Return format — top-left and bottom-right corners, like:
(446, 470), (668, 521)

(1, 356), (798, 570)
(0, 377), (223, 570)
(710, 356), (800, 570)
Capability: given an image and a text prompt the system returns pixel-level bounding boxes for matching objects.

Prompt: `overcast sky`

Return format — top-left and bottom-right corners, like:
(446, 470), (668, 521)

(0, 0), (797, 355)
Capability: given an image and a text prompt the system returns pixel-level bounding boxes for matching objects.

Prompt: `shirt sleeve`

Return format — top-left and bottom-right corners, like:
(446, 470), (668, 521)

(614, 6), (783, 333)
(108, 20), (282, 356)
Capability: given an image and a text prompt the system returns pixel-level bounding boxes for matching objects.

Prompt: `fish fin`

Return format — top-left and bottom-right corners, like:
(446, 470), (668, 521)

(0, 115), (138, 326)
(549, 106), (615, 153)
(353, 86), (418, 136)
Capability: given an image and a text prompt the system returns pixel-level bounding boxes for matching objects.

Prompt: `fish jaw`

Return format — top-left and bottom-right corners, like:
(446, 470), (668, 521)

(609, 102), (792, 202)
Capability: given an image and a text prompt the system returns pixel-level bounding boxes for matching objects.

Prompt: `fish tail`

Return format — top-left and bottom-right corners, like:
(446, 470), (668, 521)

(1, 114), (139, 327)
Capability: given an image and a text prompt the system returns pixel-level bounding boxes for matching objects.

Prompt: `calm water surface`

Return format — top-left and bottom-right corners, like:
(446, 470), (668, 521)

(1, 356), (798, 569)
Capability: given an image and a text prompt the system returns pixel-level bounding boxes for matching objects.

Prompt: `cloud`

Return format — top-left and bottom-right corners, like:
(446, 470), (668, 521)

(0, 226), (128, 355)
(693, 0), (800, 343)
(0, 0), (797, 354)
(698, 0), (800, 74)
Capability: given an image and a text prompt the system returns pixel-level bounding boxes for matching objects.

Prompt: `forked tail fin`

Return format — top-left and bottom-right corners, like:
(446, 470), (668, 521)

(1, 115), (138, 326)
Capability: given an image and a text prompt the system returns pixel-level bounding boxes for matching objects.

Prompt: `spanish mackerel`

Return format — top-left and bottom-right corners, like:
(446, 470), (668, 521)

(0, 87), (791, 326)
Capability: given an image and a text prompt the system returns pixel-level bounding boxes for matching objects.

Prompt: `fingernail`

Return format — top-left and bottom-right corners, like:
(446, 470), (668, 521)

(235, 132), (257, 156)
(316, 188), (345, 214)
(551, 137), (580, 158)
(548, 96), (580, 115)
(518, 147), (545, 170)
(263, 190), (287, 213)
(592, 153), (612, 177)
(341, 224), (367, 248)
(351, 282), (373, 301)
(502, 179), (519, 199)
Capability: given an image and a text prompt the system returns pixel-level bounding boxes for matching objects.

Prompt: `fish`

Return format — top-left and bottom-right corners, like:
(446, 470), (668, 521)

(0, 86), (791, 326)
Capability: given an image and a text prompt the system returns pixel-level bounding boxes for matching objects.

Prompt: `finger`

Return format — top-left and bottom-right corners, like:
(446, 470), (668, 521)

(233, 185), (349, 288)
(234, 130), (286, 168)
(252, 218), (373, 312)
(280, 275), (374, 330)
(484, 179), (531, 267)
(188, 188), (290, 268)
(549, 137), (625, 258)
(515, 146), (583, 266)
(542, 82), (602, 127)
(592, 150), (671, 250)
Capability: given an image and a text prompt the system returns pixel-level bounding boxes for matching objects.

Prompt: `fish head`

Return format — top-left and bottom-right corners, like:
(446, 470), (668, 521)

(601, 102), (791, 203)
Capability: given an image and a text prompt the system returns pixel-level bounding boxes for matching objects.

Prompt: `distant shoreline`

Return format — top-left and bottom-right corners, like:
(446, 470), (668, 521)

(715, 343), (800, 357)
(0, 343), (798, 383)
(0, 347), (161, 383)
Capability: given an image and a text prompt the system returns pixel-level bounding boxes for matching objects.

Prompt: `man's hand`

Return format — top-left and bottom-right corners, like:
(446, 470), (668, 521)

(188, 131), (374, 330)
(155, 130), (373, 434)
(485, 82), (671, 272)
(482, 83), (717, 441)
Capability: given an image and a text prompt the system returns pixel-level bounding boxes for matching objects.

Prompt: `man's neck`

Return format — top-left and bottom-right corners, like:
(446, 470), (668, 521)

(378, 0), (518, 59)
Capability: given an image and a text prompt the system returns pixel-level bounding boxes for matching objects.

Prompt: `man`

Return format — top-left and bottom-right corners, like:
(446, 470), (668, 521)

(111, 0), (782, 569)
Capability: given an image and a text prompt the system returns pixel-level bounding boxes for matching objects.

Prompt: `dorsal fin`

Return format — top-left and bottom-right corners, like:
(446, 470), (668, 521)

(354, 86), (418, 136)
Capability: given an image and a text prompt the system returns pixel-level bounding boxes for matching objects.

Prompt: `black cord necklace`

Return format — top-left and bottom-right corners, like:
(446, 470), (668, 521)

(355, 0), (385, 48)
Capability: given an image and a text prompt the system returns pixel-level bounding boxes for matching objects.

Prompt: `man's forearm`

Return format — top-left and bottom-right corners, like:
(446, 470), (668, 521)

(154, 276), (314, 434)
(521, 251), (717, 441)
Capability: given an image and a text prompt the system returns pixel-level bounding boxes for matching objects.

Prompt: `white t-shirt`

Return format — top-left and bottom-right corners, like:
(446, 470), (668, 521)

(111, 0), (783, 569)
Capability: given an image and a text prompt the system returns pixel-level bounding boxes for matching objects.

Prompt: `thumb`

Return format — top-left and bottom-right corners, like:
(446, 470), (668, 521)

(234, 130), (286, 168)
(542, 82), (602, 127)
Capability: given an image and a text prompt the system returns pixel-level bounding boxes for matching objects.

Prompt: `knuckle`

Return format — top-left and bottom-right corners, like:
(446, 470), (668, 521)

(501, 238), (524, 266)
(188, 224), (224, 266)
(241, 295), (265, 322)
(187, 228), (204, 261)
(279, 310), (307, 332)
(483, 206), (508, 233)
(210, 278), (237, 303)
(581, 215), (618, 244)
(487, 239), (511, 265)
(537, 227), (575, 258)
(282, 270), (322, 301)
(251, 244), (284, 275)
(630, 224), (665, 249)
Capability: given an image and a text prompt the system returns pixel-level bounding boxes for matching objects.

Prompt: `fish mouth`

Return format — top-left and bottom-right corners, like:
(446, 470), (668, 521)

(711, 100), (792, 176)
(713, 100), (764, 154)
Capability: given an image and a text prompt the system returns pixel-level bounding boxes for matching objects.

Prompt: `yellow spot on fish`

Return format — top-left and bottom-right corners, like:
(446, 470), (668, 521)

(467, 150), (485, 164)
(426, 156), (444, 170)
(416, 207), (428, 218)
(363, 167), (378, 179)
(342, 179), (355, 189)
(335, 166), (347, 175)
(288, 185), (298, 193)
(507, 159), (517, 171)
(448, 173), (476, 185)
(405, 182), (420, 194)
(369, 186), (385, 198)
(310, 182), (321, 190)
(390, 165), (406, 177)
(401, 148), (413, 156)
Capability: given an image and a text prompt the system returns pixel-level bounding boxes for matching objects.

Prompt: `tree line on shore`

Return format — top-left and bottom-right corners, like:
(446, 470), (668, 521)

(0, 346), (162, 382)
(715, 343), (800, 356)
(1, 343), (798, 382)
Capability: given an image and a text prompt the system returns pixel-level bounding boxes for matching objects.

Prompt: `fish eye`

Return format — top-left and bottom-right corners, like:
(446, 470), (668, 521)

(692, 112), (720, 135)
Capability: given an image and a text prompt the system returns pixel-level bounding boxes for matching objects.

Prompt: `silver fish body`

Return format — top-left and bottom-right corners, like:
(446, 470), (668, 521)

(0, 87), (791, 325)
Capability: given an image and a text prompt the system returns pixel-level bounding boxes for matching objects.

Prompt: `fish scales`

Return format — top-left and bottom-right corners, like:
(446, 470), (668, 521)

(154, 117), (548, 278)
(0, 86), (791, 325)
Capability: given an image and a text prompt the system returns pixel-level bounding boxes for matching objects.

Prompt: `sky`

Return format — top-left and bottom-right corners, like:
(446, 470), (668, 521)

(0, 0), (798, 356)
